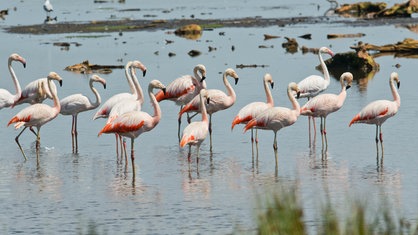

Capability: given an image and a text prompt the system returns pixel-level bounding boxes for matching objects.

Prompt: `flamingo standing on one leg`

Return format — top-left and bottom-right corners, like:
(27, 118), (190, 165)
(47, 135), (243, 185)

(349, 72), (400, 156)
(98, 80), (166, 177)
(0, 53), (26, 109)
(300, 72), (353, 152)
(60, 75), (107, 153)
(296, 46), (334, 146)
(7, 72), (63, 160)
(180, 89), (209, 162)
(231, 73), (274, 144)
(179, 68), (239, 151)
(244, 82), (300, 161)
(155, 64), (207, 140)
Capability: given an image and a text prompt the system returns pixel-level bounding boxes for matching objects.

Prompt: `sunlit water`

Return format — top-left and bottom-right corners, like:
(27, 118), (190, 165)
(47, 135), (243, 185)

(0, 0), (417, 234)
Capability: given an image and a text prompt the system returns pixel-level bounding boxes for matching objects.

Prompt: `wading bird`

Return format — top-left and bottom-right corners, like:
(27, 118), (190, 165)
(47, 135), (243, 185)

(0, 53), (26, 110)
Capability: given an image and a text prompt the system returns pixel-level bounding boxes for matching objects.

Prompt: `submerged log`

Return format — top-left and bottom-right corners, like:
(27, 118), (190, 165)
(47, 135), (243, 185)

(174, 24), (202, 40)
(350, 38), (418, 58)
(64, 60), (124, 74)
(335, 0), (418, 18)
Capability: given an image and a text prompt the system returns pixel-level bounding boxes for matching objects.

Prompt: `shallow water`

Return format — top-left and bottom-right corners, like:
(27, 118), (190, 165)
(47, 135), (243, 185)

(0, 0), (417, 234)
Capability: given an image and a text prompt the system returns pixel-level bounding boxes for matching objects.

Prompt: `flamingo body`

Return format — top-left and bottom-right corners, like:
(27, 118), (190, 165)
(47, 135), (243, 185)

(0, 53), (26, 109)
(15, 77), (57, 106)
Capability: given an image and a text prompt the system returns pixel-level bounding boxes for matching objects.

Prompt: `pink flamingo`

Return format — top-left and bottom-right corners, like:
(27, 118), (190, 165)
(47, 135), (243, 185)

(98, 80), (166, 176)
(179, 68), (239, 151)
(296, 46), (334, 146)
(155, 64), (207, 140)
(180, 89), (209, 161)
(300, 72), (353, 150)
(244, 82), (300, 157)
(93, 60), (146, 157)
(60, 75), (107, 153)
(14, 77), (57, 106)
(231, 73), (274, 144)
(349, 72), (400, 155)
(0, 53), (26, 109)
(7, 72), (63, 160)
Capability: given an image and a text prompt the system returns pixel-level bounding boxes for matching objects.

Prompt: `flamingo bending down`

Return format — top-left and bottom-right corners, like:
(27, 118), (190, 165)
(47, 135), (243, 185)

(0, 53), (26, 109)
(98, 80), (166, 176)
(300, 72), (353, 150)
(180, 89), (209, 161)
(155, 64), (207, 140)
(231, 73), (274, 143)
(244, 82), (300, 154)
(179, 68), (239, 151)
(93, 60), (146, 157)
(296, 46), (334, 146)
(8, 72), (63, 160)
(60, 75), (106, 153)
(349, 72), (400, 155)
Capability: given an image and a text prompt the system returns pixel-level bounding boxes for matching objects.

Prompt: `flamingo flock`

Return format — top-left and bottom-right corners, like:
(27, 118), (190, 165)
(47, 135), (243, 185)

(0, 50), (402, 173)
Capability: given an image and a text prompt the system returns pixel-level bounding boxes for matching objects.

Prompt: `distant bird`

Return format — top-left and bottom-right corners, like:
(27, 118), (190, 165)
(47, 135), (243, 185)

(14, 77), (57, 106)
(231, 73), (274, 143)
(155, 64), (207, 140)
(98, 80), (166, 176)
(180, 89), (209, 161)
(244, 82), (300, 155)
(43, 0), (53, 17)
(300, 72), (353, 150)
(93, 60), (146, 157)
(8, 72), (63, 160)
(349, 72), (400, 155)
(0, 53), (26, 110)
(60, 75), (106, 153)
(296, 46), (334, 146)
(179, 68), (239, 151)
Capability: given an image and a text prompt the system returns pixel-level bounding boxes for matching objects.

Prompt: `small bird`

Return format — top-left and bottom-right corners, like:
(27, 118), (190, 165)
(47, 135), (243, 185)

(98, 80), (166, 177)
(0, 53), (26, 110)
(43, 0), (53, 17)
(180, 89), (209, 161)
(155, 64), (207, 140)
(349, 72), (400, 156)
(179, 68), (239, 151)
(231, 73), (274, 144)
(301, 72), (353, 150)
(8, 72), (63, 160)
(244, 82), (300, 158)
(60, 75), (107, 153)
(296, 46), (334, 146)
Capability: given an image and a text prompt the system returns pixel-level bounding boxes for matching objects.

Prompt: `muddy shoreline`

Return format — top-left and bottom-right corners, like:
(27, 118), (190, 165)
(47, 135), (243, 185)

(4, 16), (418, 35)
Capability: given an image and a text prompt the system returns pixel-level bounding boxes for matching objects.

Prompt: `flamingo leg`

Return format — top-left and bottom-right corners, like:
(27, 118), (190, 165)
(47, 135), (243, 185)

(255, 129), (259, 143)
(178, 106), (183, 142)
(196, 144), (201, 160)
(123, 137), (128, 165)
(131, 138), (136, 178)
(374, 124), (380, 155)
(273, 131), (278, 151)
(187, 112), (198, 123)
(320, 117), (325, 151)
(74, 115), (78, 153)
(15, 126), (28, 160)
(251, 128), (254, 144)
(36, 128), (41, 152)
(379, 125), (384, 156)
(71, 115), (76, 152)
(187, 145), (192, 162)
(209, 114), (213, 152)
(308, 116), (312, 147)
(29, 127), (37, 136)
(324, 117), (328, 153)
(115, 134), (120, 159)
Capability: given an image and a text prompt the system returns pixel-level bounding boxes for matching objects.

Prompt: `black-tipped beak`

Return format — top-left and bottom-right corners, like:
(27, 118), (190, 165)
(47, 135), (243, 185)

(206, 97), (210, 104)
(296, 91), (300, 99)
(397, 81), (400, 89)
(270, 82), (274, 89)
(234, 77), (239, 85)
(103, 84), (107, 89)
(346, 85), (351, 90)
(162, 88), (166, 95)
(59, 80), (63, 87)
(200, 76), (206, 82)
(22, 62), (26, 68)
(143, 70), (147, 77)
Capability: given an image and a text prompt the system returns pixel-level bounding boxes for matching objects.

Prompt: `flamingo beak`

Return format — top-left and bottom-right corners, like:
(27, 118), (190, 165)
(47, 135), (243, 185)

(346, 85), (351, 90)
(234, 77), (239, 85)
(103, 83), (107, 89)
(59, 80), (63, 87)
(143, 69), (147, 77)
(270, 82), (274, 89)
(200, 76), (206, 82)
(206, 97), (210, 104)
(162, 88), (166, 95)
(22, 62), (26, 68)
(397, 81), (400, 89)
(296, 91), (301, 99)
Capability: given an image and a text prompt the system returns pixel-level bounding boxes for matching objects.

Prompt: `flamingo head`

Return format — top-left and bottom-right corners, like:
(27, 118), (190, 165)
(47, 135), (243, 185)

(91, 74), (107, 89)
(341, 72), (353, 90)
(196, 64), (207, 82)
(264, 73), (274, 89)
(391, 72), (400, 89)
(132, 60), (147, 77)
(47, 72), (63, 87)
(319, 46), (334, 57)
(10, 53), (26, 68)
(150, 79), (166, 95)
(225, 68), (239, 85)
(289, 82), (300, 98)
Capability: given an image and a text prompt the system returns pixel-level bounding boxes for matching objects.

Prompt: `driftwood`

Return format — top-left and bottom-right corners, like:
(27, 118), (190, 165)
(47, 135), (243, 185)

(64, 60), (124, 74)
(282, 37), (298, 54)
(335, 0), (418, 18)
(327, 33), (366, 39)
(263, 34), (280, 40)
(236, 64), (269, 69)
(350, 38), (418, 58)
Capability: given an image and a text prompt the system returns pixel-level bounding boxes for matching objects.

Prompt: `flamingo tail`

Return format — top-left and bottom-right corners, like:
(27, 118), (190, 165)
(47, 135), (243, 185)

(180, 135), (195, 148)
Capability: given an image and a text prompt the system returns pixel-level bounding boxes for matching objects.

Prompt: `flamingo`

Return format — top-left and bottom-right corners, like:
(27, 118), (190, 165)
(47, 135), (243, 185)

(93, 60), (146, 157)
(179, 68), (239, 151)
(14, 77), (57, 106)
(7, 72), (63, 160)
(296, 46), (334, 146)
(349, 72), (400, 156)
(0, 53), (26, 109)
(300, 72), (353, 151)
(155, 64), (207, 140)
(60, 75), (107, 153)
(244, 82), (300, 156)
(98, 80), (166, 176)
(231, 73), (274, 144)
(180, 89), (209, 161)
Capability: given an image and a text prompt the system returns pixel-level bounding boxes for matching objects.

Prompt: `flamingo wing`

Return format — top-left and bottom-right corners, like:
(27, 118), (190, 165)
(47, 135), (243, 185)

(60, 94), (91, 115)
(301, 94), (340, 117)
(98, 111), (151, 135)
(180, 121), (208, 147)
(93, 93), (134, 119)
(297, 75), (328, 98)
(349, 100), (397, 126)
(0, 89), (15, 109)
(156, 75), (196, 104)
(232, 102), (270, 129)
(8, 104), (58, 128)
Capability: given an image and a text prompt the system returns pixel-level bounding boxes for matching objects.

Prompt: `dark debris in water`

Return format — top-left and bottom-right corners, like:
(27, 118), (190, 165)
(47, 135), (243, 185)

(64, 60), (124, 74)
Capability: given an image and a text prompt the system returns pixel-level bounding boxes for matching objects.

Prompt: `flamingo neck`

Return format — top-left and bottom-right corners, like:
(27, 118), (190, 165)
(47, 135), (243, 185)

(48, 77), (60, 112)
(390, 78), (401, 107)
(90, 80), (101, 109)
(8, 58), (22, 102)
(318, 51), (330, 84)
(264, 80), (274, 106)
(125, 61), (136, 95)
(223, 73), (236, 102)
(148, 85), (162, 123)
(193, 67), (204, 90)
(130, 66), (144, 105)
(199, 93), (208, 123)
(288, 87), (300, 113)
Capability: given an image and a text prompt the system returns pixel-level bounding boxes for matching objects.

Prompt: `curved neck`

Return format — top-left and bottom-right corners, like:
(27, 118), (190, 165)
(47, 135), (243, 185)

(90, 80), (101, 108)
(223, 72), (236, 101)
(390, 78), (400, 107)
(264, 80), (274, 106)
(148, 85), (161, 121)
(193, 67), (206, 89)
(125, 62), (136, 95)
(200, 93), (208, 123)
(130, 66), (144, 105)
(287, 87), (300, 112)
(318, 52), (330, 83)
(48, 78), (60, 111)
(8, 58), (22, 102)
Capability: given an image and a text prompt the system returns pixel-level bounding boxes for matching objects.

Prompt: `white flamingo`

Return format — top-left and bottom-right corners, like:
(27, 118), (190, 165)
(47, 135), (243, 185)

(60, 75), (107, 153)
(0, 53), (26, 109)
